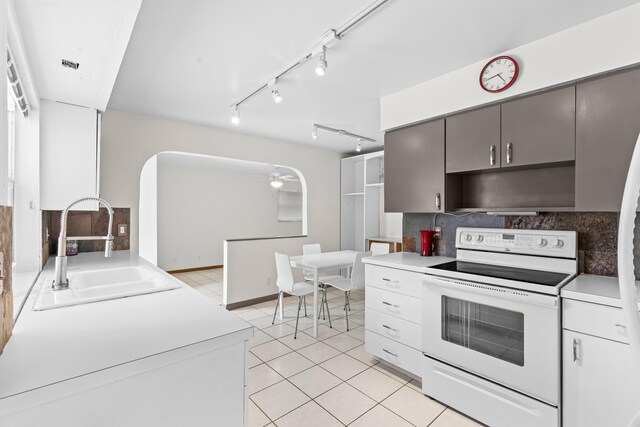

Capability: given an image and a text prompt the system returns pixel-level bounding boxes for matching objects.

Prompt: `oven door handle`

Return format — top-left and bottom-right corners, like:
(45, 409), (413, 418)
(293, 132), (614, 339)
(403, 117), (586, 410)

(422, 275), (558, 308)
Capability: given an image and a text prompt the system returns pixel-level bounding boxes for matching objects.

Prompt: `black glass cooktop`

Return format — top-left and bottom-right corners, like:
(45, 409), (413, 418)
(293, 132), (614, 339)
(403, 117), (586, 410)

(429, 261), (569, 287)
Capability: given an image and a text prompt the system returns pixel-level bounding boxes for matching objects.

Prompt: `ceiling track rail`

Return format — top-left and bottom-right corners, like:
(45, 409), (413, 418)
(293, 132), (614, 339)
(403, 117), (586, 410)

(230, 0), (394, 110)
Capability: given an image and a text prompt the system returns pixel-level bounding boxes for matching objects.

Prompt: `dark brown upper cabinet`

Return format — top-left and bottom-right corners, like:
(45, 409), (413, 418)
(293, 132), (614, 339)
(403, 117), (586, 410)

(446, 105), (501, 173)
(575, 68), (640, 211)
(501, 86), (576, 168)
(384, 120), (445, 213)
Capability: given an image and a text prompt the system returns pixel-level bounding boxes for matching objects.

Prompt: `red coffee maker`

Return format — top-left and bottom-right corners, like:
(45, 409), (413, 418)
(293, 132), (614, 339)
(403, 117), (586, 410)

(419, 230), (435, 256)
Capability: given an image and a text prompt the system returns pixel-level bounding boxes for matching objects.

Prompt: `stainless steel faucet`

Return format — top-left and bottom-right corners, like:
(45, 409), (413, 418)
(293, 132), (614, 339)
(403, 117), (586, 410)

(52, 197), (115, 291)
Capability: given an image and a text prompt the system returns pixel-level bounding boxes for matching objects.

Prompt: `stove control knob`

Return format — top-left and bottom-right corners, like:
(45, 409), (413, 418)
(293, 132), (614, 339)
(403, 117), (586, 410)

(537, 238), (547, 248)
(476, 235), (484, 243)
(465, 234), (473, 242)
(552, 238), (564, 248)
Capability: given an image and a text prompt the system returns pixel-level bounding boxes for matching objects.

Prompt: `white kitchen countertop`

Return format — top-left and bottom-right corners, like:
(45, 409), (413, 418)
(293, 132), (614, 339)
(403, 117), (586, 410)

(363, 252), (454, 273)
(0, 251), (253, 400)
(562, 274), (640, 308)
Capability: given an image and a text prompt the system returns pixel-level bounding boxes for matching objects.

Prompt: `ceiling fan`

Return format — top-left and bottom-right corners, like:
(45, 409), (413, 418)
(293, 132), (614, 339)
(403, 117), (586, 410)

(268, 171), (299, 188)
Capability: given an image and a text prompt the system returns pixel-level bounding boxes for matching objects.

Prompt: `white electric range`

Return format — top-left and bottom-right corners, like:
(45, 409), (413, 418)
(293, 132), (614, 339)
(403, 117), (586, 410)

(421, 227), (578, 427)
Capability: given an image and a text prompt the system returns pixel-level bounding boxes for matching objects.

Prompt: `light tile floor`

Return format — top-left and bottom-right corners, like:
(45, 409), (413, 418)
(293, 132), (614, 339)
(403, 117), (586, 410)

(173, 268), (484, 427)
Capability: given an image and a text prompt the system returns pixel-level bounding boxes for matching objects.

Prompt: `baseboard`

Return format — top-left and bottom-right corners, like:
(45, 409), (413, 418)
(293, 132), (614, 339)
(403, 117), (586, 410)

(225, 293), (280, 311)
(166, 265), (223, 274)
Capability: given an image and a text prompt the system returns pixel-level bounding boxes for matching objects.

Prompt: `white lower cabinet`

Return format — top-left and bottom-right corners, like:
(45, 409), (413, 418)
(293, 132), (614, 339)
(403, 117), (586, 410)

(365, 264), (422, 377)
(0, 339), (249, 427)
(563, 298), (640, 427)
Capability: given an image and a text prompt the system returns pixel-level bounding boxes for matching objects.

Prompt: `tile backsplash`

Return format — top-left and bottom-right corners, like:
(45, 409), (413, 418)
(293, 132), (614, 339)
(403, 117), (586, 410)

(404, 212), (636, 279)
(43, 208), (130, 257)
(0, 206), (12, 354)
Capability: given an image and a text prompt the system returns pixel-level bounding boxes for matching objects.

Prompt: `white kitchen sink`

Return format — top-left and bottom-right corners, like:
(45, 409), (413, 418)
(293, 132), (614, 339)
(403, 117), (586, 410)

(33, 265), (181, 311)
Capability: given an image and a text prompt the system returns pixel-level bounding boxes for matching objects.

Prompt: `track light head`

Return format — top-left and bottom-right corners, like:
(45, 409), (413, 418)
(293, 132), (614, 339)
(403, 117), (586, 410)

(356, 139), (362, 152)
(315, 46), (328, 76)
(231, 105), (240, 125)
(271, 89), (282, 103)
(271, 79), (282, 103)
(312, 125), (318, 140)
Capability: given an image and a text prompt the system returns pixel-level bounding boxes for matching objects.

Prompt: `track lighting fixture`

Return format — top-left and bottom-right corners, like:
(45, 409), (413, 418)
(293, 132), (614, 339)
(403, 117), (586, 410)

(271, 79), (282, 103)
(312, 123), (375, 152)
(231, 105), (240, 125)
(228, 0), (392, 122)
(315, 45), (328, 76)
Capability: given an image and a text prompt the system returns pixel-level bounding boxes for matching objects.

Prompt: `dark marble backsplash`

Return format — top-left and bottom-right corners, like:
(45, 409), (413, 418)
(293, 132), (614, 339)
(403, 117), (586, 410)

(43, 208), (130, 256)
(404, 212), (637, 279)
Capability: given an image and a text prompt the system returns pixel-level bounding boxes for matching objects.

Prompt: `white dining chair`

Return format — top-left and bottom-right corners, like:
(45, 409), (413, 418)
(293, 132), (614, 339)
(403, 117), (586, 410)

(370, 242), (390, 256)
(302, 243), (341, 325)
(273, 252), (330, 338)
(323, 252), (370, 331)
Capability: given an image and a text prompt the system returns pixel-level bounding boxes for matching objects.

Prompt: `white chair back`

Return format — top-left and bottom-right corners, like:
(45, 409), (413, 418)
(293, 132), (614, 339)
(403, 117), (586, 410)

(302, 243), (321, 280)
(303, 243), (321, 255)
(274, 252), (294, 293)
(370, 242), (390, 256)
(351, 252), (370, 290)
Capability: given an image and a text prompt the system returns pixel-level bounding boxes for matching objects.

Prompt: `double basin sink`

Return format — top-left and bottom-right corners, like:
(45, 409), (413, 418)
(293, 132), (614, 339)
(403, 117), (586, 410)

(34, 265), (181, 311)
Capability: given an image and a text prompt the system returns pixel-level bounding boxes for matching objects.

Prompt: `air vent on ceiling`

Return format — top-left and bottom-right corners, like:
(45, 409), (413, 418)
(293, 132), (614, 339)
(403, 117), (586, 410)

(61, 59), (80, 70)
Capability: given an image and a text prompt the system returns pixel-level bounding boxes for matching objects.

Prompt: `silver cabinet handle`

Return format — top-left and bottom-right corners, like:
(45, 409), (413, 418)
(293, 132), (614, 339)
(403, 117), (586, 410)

(382, 278), (400, 287)
(615, 323), (627, 329)
(572, 338), (581, 363)
(382, 348), (398, 357)
(435, 193), (441, 210)
(382, 324), (399, 333)
(490, 145), (496, 166)
(382, 301), (400, 309)
(506, 143), (513, 164)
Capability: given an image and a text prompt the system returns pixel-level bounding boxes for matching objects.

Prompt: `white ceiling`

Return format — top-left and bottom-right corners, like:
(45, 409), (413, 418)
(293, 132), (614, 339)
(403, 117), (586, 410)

(12, 0), (141, 111)
(15, 0), (639, 153)
(157, 152), (298, 177)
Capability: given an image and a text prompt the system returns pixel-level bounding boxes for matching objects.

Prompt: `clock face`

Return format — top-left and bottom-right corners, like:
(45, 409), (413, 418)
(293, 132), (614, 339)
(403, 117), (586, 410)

(480, 56), (519, 93)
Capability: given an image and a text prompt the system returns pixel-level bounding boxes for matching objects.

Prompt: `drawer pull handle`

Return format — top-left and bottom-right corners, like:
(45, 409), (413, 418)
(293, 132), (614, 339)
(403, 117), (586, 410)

(489, 145), (496, 166)
(506, 142), (513, 164)
(382, 324), (399, 333)
(382, 301), (400, 309)
(382, 348), (398, 357)
(573, 338), (581, 364)
(381, 278), (400, 287)
(615, 323), (627, 329)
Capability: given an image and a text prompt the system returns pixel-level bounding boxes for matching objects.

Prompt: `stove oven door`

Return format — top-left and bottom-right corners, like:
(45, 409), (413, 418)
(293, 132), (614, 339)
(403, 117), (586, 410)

(422, 274), (560, 405)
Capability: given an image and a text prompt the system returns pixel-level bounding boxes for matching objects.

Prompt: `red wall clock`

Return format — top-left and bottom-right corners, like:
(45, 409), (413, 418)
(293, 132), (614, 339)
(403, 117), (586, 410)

(480, 56), (519, 93)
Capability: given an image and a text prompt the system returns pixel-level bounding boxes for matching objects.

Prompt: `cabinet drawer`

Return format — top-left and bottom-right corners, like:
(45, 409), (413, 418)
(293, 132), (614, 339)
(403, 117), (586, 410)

(365, 265), (421, 298)
(563, 298), (632, 344)
(365, 307), (421, 350)
(366, 286), (422, 324)
(365, 330), (422, 378)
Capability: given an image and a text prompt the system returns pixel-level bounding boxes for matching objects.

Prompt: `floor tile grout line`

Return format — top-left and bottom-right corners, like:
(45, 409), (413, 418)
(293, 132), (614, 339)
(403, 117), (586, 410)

(377, 384), (428, 426)
(248, 395), (276, 426)
(425, 406), (449, 427)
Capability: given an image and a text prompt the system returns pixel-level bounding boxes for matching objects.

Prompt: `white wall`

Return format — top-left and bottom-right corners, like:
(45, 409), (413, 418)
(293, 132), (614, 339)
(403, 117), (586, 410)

(12, 108), (40, 273)
(381, 3), (640, 130)
(0, 0), (8, 207)
(100, 109), (341, 262)
(225, 236), (334, 305)
(138, 155), (157, 265)
(378, 190), (401, 239)
(157, 156), (302, 270)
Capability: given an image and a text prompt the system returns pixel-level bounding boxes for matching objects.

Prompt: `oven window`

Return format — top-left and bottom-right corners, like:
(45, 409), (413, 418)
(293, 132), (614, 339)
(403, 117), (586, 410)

(441, 296), (524, 366)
